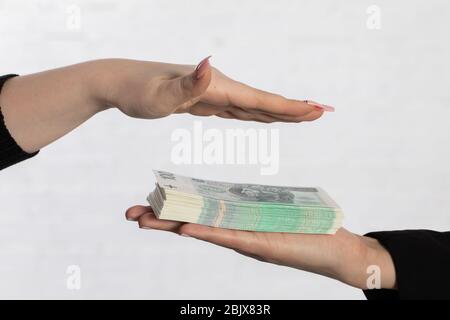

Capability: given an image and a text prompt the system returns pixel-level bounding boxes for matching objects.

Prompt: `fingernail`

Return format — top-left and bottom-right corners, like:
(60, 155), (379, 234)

(195, 55), (212, 80)
(180, 233), (191, 237)
(140, 226), (152, 230)
(126, 217), (136, 221)
(305, 100), (335, 112)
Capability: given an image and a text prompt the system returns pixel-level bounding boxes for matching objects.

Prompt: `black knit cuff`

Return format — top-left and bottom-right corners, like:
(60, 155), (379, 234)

(363, 230), (450, 300)
(0, 74), (39, 170)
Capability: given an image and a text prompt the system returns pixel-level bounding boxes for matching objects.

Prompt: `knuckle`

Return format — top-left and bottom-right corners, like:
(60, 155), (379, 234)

(137, 215), (149, 228)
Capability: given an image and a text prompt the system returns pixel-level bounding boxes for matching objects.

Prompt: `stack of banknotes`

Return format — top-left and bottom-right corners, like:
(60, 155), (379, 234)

(147, 170), (343, 234)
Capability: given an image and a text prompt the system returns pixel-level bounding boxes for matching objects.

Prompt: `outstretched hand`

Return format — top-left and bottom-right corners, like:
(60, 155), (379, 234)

(125, 205), (396, 290)
(0, 57), (333, 154)
(101, 56), (334, 123)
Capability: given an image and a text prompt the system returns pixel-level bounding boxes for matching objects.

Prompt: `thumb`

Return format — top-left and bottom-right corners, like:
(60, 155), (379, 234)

(165, 56), (212, 112)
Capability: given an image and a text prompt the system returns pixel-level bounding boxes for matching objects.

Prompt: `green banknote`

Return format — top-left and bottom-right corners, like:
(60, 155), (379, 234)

(147, 170), (343, 234)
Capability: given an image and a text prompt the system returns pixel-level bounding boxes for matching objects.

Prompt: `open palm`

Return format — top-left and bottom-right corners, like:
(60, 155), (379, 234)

(125, 205), (396, 290)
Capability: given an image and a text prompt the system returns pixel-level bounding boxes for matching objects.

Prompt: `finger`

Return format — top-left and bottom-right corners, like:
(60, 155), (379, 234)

(254, 107), (324, 122)
(230, 105), (324, 123)
(297, 109), (324, 121)
(163, 56), (212, 113)
(228, 80), (327, 119)
(216, 107), (281, 123)
(125, 205), (152, 221)
(217, 106), (322, 123)
(216, 110), (274, 123)
(138, 211), (183, 232)
(215, 110), (235, 119)
(187, 102), (278, 123)
(226, 106), (278, 123)
(179, 223), (264, 257)
(185, 101), (229, 116)
(304, 100), (335, 112)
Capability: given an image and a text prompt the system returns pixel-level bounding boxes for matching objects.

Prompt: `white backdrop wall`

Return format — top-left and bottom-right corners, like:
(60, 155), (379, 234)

(0, 0), (449, 299)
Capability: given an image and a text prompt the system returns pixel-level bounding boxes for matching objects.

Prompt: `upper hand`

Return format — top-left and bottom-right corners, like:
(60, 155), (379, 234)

(102, 57), (333, 123)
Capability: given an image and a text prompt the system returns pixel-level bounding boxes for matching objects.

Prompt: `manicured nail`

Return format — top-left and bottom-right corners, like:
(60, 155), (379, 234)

(195, 55), (212, 80)
(180, 233), (191, 237)
(140, 226), (152, 230)
(304, 100), (335, 112)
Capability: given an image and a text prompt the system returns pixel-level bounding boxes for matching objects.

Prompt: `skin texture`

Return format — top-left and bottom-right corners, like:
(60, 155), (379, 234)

(0, 56), (394, 291)
(125, 205), (397, 290)
(0, 57), (324, 153)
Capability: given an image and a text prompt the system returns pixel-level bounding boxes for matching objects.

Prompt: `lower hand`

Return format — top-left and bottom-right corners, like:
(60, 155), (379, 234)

(125, 205), (396, 290)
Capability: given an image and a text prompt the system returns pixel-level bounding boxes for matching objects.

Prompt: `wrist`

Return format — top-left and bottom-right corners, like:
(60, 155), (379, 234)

(82, 59), (118, 114)
(84, 58), (149, 115)
(363, 236), (397, 290)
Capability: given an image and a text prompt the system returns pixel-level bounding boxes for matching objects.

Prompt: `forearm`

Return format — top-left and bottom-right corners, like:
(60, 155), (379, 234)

(0, 58), (199, 155)
(0, 60), (116, 153)
(360, 235), (397, 290)
(0, 59), (157, 153)
(311, 230), (397, 291)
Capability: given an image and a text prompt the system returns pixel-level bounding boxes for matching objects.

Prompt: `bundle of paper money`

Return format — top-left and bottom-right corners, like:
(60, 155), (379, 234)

(147, 170), (343, 234)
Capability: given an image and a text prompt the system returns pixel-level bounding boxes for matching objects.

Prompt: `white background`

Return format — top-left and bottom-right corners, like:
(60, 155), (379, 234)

(0, 0), (449, 299)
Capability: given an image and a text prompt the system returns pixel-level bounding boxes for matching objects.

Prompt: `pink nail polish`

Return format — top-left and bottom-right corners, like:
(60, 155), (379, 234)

(305, 100), (335, 112)
(195, 55), (212, 79)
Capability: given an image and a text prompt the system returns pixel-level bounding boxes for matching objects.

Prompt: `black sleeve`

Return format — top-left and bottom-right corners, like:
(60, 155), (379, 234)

(363, 229), (450, 300)
(0, 74), (39, 170)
